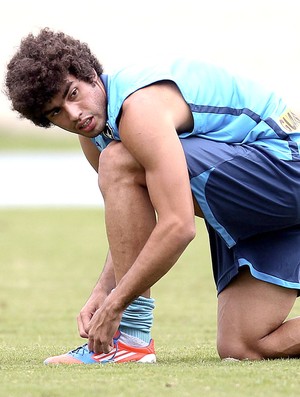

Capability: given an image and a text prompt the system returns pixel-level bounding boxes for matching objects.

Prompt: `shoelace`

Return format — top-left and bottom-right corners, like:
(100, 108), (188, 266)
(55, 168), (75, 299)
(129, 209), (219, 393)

(70, 344), (89, 356)
(70, 341), (119, 359)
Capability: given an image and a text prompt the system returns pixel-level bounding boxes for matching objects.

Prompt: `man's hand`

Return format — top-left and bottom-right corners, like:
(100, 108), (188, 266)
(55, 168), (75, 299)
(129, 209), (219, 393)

(87, 292), (123, 354)
(77, 289), (108, 339)
(77, 251), (117, 339)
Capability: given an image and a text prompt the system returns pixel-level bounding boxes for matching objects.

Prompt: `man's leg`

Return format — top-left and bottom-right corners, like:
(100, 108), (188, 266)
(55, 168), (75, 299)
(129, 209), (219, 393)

(44, 142), (157, 364)
(99, 142), (157, 345)
(99, 141), (156, 290)
(217, 267), (300, 360)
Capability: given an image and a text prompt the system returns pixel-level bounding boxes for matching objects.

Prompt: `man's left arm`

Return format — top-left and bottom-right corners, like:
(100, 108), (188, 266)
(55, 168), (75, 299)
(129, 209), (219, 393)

(87, 81), (196, 353)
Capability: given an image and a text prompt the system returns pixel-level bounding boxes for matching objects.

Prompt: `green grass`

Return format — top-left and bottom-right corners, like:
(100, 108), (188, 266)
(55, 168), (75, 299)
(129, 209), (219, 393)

(1, 209), (300, 397)
(0, 127), (80, 151)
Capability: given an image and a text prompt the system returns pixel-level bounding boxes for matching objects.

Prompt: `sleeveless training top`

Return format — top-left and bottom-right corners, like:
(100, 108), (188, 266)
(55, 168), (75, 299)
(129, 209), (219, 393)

(93, 58), (300, 161)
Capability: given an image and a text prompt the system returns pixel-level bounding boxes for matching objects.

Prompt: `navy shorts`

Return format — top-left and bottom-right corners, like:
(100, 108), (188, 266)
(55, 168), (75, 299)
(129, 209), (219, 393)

(180, 136), (300, 294)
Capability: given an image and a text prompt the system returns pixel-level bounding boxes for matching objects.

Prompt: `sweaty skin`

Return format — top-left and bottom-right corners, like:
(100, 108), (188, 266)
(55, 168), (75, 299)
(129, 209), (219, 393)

(46, 73), (300, 360)
(86, 82), (196, 353)
(44, 72), (107, 138)
(46, 76), (196, 353)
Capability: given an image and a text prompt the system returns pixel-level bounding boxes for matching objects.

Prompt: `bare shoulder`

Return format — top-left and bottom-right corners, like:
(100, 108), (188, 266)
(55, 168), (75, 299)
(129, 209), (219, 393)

(122, 81), (193, 134)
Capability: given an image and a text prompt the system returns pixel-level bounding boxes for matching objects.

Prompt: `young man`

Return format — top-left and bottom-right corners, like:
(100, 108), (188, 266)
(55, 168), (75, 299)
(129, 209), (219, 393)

(5, 28), (300, 364)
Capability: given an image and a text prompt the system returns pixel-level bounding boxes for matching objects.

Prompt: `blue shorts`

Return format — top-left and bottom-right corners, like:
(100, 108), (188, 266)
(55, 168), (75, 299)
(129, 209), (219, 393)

(180, 136), (300, 294)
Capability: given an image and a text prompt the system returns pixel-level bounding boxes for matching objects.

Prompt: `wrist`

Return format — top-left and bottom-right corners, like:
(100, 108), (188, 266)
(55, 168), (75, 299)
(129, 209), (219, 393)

(92, 280), (114, 296)
(106, 287), (135, 313)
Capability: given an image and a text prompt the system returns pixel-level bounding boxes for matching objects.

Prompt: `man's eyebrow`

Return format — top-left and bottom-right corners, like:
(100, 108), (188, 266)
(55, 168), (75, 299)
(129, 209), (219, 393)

(43, 81), (73, 116)
(62, 81), (73, 99)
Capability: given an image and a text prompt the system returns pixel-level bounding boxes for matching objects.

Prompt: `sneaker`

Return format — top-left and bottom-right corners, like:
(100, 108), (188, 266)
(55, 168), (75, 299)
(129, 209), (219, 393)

(44, 335), (156, 364)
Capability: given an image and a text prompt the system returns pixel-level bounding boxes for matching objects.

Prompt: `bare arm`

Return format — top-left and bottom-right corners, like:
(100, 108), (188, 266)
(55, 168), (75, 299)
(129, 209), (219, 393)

(78, 135), (100, 172)
(77, 251), (116, 338)
(88, 82), (196, 352)
(77, 136), (116, 337)
(115, 83), (195, 301)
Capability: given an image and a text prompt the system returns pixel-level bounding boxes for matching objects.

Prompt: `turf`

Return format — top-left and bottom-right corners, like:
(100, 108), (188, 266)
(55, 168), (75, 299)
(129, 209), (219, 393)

(1, 208), (300, 397)
(0, 127), (80, 151)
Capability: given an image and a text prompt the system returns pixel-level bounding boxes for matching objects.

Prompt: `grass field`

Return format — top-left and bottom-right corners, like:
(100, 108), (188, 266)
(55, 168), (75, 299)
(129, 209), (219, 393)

(0, 127), (80, 151)
(1, 208), (300, 397)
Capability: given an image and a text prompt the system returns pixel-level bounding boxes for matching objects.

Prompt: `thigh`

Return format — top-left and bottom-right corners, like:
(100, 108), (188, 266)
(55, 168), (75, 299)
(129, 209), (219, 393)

(217, 267), (297, 348)
(208, 222), (300, 294)
(180, 136), (300, 248)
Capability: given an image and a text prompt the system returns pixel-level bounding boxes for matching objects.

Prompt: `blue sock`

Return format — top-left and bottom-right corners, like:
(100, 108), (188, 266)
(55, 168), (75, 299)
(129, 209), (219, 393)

(119, 296), (155, 344)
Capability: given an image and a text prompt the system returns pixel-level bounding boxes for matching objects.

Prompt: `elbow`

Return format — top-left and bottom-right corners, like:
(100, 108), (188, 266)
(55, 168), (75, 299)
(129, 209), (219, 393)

(172, 218), (196, 247)
(183, 221), (196, 244)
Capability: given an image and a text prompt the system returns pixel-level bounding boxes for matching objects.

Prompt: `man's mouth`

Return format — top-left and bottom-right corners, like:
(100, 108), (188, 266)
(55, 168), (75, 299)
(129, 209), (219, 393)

(79, 117), (95, 132)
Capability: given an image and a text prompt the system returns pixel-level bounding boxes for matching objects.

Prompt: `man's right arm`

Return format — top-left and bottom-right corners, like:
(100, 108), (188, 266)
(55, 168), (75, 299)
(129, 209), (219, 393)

(77, 136), (116, 338)
(78, 135), (101, 172)
(77, 251), (116, 338)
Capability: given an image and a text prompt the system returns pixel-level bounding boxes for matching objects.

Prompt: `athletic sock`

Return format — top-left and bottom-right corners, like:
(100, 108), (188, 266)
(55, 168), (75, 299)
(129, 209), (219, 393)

(119, 295), (155, 346)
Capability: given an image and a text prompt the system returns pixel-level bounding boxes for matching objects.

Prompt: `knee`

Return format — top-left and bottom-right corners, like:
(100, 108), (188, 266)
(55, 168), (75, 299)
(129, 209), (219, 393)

(217, 335), (263, 361)
(217, 336), (246, 360)
(98, 142), (145, 195)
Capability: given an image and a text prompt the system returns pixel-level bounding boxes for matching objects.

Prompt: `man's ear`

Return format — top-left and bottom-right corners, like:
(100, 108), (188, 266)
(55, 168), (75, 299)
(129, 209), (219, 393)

(91, 69), (98, 83)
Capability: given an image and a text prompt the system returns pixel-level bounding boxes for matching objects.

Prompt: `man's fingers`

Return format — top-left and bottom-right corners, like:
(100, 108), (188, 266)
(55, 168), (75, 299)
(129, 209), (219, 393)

(88, 336), (114, 354)
(99, 340), (114, 354)
(77, 312), (91, 338)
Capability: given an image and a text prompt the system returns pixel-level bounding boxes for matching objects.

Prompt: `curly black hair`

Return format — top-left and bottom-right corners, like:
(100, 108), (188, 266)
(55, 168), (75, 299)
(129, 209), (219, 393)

(5, 28), (104, 127)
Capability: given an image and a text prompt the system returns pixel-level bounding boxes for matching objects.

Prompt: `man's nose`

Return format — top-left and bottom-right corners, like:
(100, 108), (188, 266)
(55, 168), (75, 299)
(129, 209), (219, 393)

(65, 103), (82, 121)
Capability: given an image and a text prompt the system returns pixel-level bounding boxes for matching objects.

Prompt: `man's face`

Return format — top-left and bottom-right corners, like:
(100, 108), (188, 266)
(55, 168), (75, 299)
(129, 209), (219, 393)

(43, 73), (107, 138)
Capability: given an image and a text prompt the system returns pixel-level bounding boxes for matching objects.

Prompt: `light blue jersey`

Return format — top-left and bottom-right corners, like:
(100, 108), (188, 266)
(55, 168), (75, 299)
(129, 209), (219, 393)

(92, 59), (300, 293)
(93, 58), (300, 160)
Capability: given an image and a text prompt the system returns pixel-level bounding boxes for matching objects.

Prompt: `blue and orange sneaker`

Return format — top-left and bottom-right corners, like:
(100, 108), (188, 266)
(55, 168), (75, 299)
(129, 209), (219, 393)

(44, 333), (156, 364)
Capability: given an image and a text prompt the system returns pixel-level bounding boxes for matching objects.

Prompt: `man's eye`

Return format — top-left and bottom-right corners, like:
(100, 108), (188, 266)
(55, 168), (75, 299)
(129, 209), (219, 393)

(70, 88), (78, 98)
(51, 108), (60, 117)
